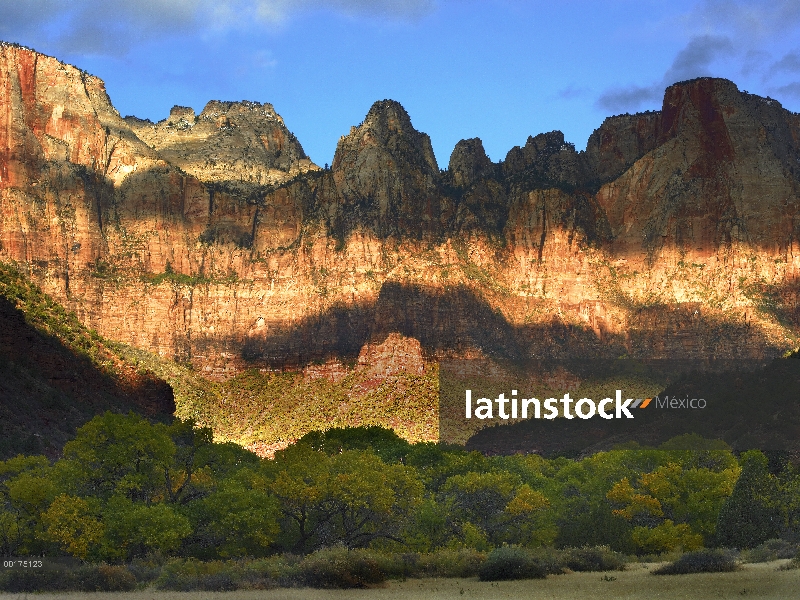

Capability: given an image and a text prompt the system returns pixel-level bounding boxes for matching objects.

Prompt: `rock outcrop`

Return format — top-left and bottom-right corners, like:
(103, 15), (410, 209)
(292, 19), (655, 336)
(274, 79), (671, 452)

(328, 99), (447, 240)
(448, 138), (495, 188)
(2, 41), (800, 388)
(126, 100), (318, 194)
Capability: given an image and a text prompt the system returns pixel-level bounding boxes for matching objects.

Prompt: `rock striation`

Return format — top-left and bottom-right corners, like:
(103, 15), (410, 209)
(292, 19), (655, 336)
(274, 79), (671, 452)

(2, 41), (800, 388)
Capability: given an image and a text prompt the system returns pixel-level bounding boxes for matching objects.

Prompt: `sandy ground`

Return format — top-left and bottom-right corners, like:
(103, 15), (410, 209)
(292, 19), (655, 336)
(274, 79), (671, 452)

(0, 561), (797, 600)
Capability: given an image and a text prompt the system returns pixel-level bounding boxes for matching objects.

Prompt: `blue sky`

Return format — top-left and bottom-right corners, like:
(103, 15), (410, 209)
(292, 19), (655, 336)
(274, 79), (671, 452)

(2, 0), (800, 167)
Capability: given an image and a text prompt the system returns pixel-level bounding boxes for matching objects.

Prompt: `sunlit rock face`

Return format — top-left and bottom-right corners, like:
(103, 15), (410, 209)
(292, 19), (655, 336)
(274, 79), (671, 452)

(2, 40), (800, 380)
(125, 100), (318, 194)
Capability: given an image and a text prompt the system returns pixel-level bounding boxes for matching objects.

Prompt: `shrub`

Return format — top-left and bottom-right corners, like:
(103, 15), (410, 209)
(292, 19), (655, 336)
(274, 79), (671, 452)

(127, 558), (163, 584)
(0, 569), (73, 593)
(562, 546), (627, 572)
(0, 564), (135, 592)
(414, 549), (486, 578)
(370, 552), (418, 579)
(155, 559), (242, 591)
(242, 554), (300, 588)
(478, 546), (548, 581)
(653, 549), (740, 575)
(740, 539), (798, 563)
(521, 547), (565, 575)
(777, 558), (799, 571)
(294, 547), (384, 588)
(74, 564), (136, 592)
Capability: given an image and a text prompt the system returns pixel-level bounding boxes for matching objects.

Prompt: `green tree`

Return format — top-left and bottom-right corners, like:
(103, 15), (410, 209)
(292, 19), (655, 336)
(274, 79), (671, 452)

(299, 426), (411, 463)
(324, 449), (422, 549)
(185, 468), (279, 558)
(269, 444), (422, 553)
(60, 412), (176, 502)
(715, 450), (782, 548)
(40, 495), (104, 560)
(441, 471), (551, 547)
(100, 495), (191, 561)
(0, 455), (57, 555)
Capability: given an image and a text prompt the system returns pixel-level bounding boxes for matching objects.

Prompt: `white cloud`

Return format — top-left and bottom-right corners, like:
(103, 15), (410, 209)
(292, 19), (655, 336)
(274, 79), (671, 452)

(0, 0), (436, 56)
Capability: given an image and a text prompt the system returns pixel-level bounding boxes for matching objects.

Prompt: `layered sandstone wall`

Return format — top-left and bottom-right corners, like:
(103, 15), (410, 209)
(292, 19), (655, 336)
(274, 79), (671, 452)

(2, 42), (799, 376)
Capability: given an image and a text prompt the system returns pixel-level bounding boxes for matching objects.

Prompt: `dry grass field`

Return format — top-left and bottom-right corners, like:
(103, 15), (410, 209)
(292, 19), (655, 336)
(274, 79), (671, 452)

(0, 561), (797, 600)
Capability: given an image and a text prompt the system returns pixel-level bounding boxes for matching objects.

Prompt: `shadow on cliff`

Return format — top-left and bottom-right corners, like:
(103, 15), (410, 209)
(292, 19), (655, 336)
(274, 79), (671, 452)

(0, 296), (175, 459)
(236, 281), (783, 369)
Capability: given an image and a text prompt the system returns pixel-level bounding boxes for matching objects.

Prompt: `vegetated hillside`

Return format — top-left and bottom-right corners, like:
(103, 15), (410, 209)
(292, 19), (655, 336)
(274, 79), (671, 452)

(115, 334), (439, 457)
(0, 261), (437, 457)
(0, 261), (174, 458)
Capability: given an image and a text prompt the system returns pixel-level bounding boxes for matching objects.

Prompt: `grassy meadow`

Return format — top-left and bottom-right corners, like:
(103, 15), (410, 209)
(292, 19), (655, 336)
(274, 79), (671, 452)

(0, 561), (797, 600)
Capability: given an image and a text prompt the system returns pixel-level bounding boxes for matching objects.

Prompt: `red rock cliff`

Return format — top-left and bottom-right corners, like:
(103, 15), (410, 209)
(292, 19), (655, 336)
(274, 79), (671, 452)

(2, 42), (799, 376)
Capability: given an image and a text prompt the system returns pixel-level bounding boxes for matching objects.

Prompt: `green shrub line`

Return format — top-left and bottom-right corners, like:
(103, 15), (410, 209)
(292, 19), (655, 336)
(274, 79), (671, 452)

(0, 546), (631, 592)
(740, 539), (799, 563)
(17, 544), (800, 591)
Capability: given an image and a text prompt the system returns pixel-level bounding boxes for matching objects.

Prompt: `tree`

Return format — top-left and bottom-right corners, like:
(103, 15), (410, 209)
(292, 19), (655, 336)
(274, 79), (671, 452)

(40, 495), (104, 560)
(324, 449), (422, 549)
(269, 444), (422, 553)
(299, 426), (411, 463)
(100, 495), (191, 561)
(715, 450), (783, 548)
(60, 412), (176, 502)
(441, 471), (551, 547)
(607, 460), (738, 552)
(185, 468), (279, 558)
(0, 455), (57, 555)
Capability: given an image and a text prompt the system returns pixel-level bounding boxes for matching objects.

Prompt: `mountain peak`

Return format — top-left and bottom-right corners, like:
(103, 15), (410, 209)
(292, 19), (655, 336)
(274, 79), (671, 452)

(449, 138), (494, 187)
(332, 99), (438, 174)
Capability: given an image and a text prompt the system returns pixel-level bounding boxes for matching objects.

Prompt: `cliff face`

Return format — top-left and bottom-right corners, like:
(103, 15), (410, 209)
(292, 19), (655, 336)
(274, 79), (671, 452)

(598, 78), (800, 260)
(2, 41), (800, 391)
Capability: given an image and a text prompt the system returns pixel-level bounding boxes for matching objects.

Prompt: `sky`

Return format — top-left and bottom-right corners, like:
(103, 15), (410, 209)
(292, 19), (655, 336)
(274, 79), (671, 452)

(2, 0), (800, 167)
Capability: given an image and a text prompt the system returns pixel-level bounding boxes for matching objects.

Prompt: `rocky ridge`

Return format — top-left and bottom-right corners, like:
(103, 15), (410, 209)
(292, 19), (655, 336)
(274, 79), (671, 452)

(2, 41), (800, 393)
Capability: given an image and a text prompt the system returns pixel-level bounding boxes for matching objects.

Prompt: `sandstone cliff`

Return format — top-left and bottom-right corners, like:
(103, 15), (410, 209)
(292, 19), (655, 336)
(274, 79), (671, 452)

(2, 41), (799, 417)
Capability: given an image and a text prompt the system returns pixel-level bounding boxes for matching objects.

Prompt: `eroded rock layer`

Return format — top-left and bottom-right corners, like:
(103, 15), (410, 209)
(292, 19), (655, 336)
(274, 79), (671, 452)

(2, 41), (800, 384)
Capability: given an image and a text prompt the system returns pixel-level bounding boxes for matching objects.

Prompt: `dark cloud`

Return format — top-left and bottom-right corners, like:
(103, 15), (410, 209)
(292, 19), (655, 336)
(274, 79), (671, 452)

(595, 84), (661, 114)
(596, 34), (735, 114)
(741, 49), (771, 77)
(0, 0), (61, 36)
(594, 0), (800, 115)
(772, 81), (800, 98)
(693, 0), (800, 40)
(663, 35), (735, 84)
(558, 85), (589, 100)
(0, 0), (201, 55)
(767, 52), (800, 77)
